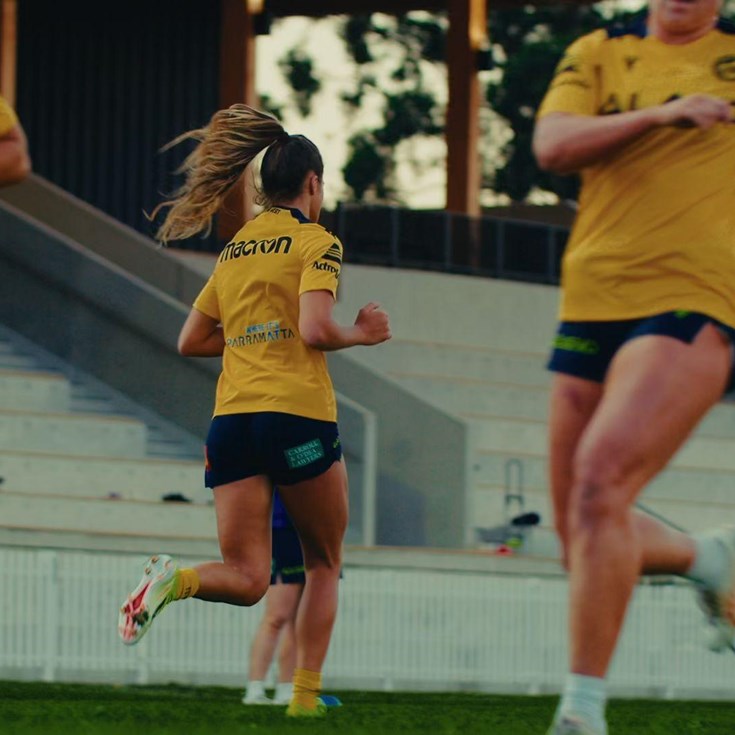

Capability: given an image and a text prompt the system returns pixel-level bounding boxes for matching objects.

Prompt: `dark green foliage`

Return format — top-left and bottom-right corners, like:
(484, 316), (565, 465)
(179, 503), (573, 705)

(344, 15), (374, 65)
(339, 14), (445, 202)
(278, 49), (321, 117)
(395, 14), (446, 64)
(258, 94), (285, 123)
(487, 2), (733, 199)
(335, 8), (608, 203)
(340, 75), (376, 110)
(486, 6), (642, 201)
(3, 681), (735, 735)
(278, 5), (735, 203)
(376, 90), (443, 147)
(343, 133), (390, 201)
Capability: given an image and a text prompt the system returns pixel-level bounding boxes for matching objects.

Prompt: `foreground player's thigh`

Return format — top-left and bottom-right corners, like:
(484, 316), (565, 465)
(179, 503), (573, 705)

(548, 373), (604, 557)
(575, 324), (731, 500)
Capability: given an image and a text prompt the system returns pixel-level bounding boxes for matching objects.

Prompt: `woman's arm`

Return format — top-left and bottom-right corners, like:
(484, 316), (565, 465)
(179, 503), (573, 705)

(178, 308), (225, 356)
(533, 95), (732, 174)
(298, 290), (391, 352)
(0, 125), (31, 186)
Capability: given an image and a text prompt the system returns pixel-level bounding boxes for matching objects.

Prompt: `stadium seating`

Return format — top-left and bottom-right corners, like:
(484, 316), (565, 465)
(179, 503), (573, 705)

(0, 324), (219, 555)
(3, 177), (734, 557)
(330, 265), (735, 545)
(0, 180), (458, 549)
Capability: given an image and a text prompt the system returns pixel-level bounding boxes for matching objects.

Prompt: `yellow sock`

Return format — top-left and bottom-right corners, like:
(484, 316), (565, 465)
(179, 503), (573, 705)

(173, 568), (200, 600)
(290, 668), (322, 711)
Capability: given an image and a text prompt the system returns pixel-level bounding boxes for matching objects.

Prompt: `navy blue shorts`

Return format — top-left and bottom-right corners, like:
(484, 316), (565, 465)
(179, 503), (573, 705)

(204, 412), (342, 488)
(548, 311), (735, 391)
(271, 526), (305, 585)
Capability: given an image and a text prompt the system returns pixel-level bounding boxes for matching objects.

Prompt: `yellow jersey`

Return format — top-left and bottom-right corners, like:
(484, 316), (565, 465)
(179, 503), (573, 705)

(537, 18), (735, 327)
(193, 206), (343, 422)
(0, 95), (18, 137)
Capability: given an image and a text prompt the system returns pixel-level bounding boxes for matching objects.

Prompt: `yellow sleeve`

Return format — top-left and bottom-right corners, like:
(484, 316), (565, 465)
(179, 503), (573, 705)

(0, 95), (19, 137)
(192, 275), (221, 320)
(537, 31), (604, 119)
(299, 229), (343, 299)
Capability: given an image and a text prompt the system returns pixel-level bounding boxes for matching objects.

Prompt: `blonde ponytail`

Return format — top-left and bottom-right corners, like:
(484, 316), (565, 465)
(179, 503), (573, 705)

(152, 104), (285, 244)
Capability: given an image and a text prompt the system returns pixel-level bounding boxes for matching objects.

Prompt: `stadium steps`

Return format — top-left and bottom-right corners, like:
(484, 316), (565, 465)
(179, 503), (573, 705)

(474, 483), (735, 535)
(350, 336), (735, 542)
(0, 491), (216, 539)
(0, 369), (71, 412)
(0, 323), (213, 550)
(468, 414), (735, 470)
(0, 450), (207, 504)
(0, 408), (147, 457)
(0, 323), (201, 460)
(474, 449), (735, 537)
(390, 372), (735, 440)
(0, 527), (220, 557)
(474, 448), (735, 503)
(354, 339), (550, 386)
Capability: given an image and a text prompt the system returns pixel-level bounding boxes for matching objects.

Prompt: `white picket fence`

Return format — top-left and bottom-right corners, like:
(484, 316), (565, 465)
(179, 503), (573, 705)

(1, 546), (734, 699)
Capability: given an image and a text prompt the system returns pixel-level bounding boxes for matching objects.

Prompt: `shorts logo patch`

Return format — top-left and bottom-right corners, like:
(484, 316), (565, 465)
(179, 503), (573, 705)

(553, 335), (600, 355)
(284, 439), (325, 469)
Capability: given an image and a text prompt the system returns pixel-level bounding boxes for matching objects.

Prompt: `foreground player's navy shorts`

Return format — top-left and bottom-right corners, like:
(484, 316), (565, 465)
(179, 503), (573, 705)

(548, 310), (735, 391)
(204, 411), (342, 488)
(270, 526), (305, 585)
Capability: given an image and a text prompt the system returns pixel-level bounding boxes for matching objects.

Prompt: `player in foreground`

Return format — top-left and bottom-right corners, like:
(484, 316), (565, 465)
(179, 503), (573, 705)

(0, 94), (30, 186)
(534, 0), (735, 733)
(118, 104), (390, 717)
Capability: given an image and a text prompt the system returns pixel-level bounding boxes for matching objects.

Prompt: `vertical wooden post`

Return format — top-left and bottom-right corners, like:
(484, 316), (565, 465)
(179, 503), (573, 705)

(0, 0), (18, 105)
(218, 0), (259, 241)
(445, 0), (486, 217)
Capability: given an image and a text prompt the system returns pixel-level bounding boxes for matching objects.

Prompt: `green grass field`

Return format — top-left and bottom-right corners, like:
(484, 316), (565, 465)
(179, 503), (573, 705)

(1, 681), (735, 735)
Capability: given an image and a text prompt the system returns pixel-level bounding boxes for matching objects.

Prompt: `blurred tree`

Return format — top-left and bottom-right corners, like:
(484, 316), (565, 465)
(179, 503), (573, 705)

(343, 131), (389, 200)
(486, 4), (640, 202)
(333, 8), (616, 202)
(276, 3), (733, 204)
(279, 48), (321, 117)
(339, 13), (446, 202)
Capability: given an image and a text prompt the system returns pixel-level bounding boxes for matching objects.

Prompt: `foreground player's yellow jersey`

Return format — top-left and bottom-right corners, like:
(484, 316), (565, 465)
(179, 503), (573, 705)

(194, 206), (343, 422)
(537, 18), (735, 326)
(0, 95), (18, 136)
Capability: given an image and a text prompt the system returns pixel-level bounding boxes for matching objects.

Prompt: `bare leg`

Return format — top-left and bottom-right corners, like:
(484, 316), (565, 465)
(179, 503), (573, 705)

(567, 326), (730, 677)
(277, 616), (298, 683)
(278, 459), (348, 674)
(549, 374), (696, 577)
(194, 475), (273, 605)
(248, 583), (303, 681)
(548, 373), (603, 569)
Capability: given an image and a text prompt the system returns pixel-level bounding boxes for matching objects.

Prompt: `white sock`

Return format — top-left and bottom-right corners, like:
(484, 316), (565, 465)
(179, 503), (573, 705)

(243, 680), (266, 701)
(558, 673), (607, 733)
(274, 681), (293, 703)
(685, 533), (729, 589)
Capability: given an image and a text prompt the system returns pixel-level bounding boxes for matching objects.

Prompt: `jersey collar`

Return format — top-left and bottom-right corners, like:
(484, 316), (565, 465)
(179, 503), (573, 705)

(273, 205), (312, 224)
